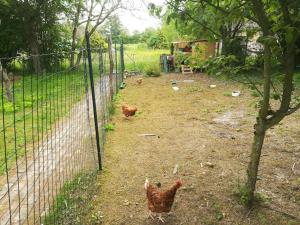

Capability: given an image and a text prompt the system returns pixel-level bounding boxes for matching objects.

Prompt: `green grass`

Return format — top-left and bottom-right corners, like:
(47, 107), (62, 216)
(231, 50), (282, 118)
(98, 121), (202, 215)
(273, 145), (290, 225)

(43, 171), (99, 225)
(0, 50), (118, 175)
(124, 43), (168, 73)
(0, 67), (93, 174)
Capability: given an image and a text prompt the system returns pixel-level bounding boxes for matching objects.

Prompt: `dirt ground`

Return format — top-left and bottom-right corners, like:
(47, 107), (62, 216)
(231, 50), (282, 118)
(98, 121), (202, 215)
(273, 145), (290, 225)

(87, 74), (300, 225)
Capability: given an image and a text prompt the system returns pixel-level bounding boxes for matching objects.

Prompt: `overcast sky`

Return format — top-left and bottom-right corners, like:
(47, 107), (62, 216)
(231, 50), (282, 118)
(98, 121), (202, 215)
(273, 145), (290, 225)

(117, 0), (165, 34)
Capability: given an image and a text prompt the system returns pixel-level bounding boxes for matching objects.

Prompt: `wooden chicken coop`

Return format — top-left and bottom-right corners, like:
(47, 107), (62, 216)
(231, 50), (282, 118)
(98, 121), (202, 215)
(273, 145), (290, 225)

(170, 40), (219, 74)
(172, 40), (218, 60)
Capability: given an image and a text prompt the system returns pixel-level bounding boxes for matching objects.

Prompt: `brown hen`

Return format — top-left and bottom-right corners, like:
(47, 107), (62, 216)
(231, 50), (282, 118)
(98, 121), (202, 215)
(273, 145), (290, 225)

(122, 104), (137, 117)
(145, 179), (182, 223)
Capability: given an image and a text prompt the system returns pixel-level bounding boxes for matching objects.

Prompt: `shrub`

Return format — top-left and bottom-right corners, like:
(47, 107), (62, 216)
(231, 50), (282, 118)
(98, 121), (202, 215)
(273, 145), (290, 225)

(202, 55), (240, 76)
(174, 52), (191, 67)
(200, 53), (267, 78)
(146, 31), (168, 49)
(104, 123), (114, 131)
(144, 64), (161, 77)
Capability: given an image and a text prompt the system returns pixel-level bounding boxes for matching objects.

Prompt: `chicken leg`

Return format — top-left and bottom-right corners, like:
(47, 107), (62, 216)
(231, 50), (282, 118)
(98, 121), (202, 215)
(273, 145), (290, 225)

(158, 214), (165, 223)
(148, 211), (155, 220)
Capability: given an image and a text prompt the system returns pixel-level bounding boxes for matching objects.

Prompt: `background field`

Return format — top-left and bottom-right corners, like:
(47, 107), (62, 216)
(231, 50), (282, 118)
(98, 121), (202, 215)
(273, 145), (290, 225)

(123, 44), (169, 73)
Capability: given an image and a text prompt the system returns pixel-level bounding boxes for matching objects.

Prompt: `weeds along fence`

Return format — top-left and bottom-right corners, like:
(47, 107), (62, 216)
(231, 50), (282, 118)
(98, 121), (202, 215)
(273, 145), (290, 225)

(0, 32), (124, 225)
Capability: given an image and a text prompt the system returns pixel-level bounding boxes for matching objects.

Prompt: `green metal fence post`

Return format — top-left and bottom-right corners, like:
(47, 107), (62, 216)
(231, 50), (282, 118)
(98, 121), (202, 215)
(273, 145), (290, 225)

(120, 40), (125, 83)
(85, 31), (102, 170)
(114, 41), (118, 92)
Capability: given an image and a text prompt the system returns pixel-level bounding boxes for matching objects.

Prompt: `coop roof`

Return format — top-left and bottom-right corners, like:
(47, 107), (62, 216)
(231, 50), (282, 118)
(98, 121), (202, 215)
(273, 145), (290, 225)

(172, 39), (209, 44)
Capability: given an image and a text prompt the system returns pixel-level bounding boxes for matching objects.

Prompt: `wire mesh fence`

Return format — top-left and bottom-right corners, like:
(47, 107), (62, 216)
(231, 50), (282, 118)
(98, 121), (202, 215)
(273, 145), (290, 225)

(0, 34), (124, 225)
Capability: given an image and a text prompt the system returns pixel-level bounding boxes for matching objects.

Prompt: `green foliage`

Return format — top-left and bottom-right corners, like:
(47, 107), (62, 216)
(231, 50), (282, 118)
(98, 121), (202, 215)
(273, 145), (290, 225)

(146, 31), (169, 49)
(108, 93), (121, 116)
(144, 64), (161, 77)
(0, 0), (69, 58)
(244, 55), (263, 71)
(122, 25), (174, 50)
(100, 15), (128, 42)
(161, 17), (182, 43)
(43, 171), (99, 225)
(213, 202), (224, 221)
(222, 37), (247, 63)
(190, 44), (206, 70)
(223, 92), (232, 97)
(104, 123), (114, 131)
(251, 91), (260, 98)
(235, 180), (271, 207)
(163, 1), (245, 46)
(124, 44), (167, 73)
(201, 54), (264, 78)
(90, 31), (107, 49)
(2, 102), (18, 113)
(174, 52), (191, 66)
(0, 71), (86, 175)
(234, 179), (252, 206)
(203, 55), (240, 76)
(108, 104), (116, 116)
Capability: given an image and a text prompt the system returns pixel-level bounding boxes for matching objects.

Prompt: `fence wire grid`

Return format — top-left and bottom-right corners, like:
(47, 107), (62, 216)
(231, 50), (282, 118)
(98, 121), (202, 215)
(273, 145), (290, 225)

(0, 36), (124, 225)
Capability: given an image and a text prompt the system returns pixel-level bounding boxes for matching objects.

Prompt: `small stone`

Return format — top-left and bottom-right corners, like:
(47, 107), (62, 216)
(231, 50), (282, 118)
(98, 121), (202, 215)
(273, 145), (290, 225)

(205, 162), (215, 168)
(173, 164), (179, 175)
(123, 200), (130, 206)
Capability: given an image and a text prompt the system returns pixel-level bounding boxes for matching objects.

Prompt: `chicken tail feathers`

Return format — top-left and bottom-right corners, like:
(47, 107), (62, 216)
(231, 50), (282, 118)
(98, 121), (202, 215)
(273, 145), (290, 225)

(144, 178), (150, 190)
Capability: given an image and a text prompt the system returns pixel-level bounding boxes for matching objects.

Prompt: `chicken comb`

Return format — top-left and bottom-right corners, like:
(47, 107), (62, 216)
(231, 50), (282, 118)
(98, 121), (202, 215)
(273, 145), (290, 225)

(175, 180), (183, 187)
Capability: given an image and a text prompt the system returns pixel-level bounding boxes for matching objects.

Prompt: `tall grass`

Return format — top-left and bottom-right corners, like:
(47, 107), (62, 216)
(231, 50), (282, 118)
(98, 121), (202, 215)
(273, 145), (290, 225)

(43, 171), (99, 225)
(124, 43), (169, 73)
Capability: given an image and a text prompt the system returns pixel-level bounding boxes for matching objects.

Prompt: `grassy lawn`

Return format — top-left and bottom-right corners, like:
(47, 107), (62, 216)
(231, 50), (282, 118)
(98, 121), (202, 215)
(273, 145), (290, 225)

(123, 44), (169, 73)
(43, 171), (100, 225)
(0, 67), (88, 175)
(0, 47), (110, 175)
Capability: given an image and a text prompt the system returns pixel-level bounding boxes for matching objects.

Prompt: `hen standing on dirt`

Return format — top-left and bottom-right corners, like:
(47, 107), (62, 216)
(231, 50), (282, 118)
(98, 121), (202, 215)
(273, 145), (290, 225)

(122, 104), (137, 117)
(145, 179), (182, 223)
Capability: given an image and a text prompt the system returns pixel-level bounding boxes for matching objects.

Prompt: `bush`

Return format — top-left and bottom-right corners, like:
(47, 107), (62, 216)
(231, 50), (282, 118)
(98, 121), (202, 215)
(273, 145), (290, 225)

(104, 123), (114, 131)
(243, 55), (263, 72)
(190, 45), (206, 71)
(203, 55), (240, 76)
(174, 52), (191, 67)
(146, 31), (168, 49)
(144, 64), (161, 77)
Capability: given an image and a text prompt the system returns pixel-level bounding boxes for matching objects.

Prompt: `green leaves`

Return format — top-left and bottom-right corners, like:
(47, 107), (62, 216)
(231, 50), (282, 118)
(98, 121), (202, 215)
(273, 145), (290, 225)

(284, 26), (297, 44)
(148, 3), (163, 17)
(257, 35), (277, 45)
(165, 0), (245, 41)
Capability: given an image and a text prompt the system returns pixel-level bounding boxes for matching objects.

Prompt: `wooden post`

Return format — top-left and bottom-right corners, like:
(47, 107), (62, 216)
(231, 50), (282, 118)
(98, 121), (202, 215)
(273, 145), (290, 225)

(0, 62), (13, 102)
(107, 34), (114, 100)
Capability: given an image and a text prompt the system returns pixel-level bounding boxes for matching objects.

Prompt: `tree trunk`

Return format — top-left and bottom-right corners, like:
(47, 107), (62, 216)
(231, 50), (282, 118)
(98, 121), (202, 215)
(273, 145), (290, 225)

(0, 65), (13, 102)
(245, 119), (266, 206)
(244, 43), (272, 207)
(29, 36), (42, 75)
(108, 35), (114, 100)
(70, 27), (78, 68)
(70, 1), (82, 68)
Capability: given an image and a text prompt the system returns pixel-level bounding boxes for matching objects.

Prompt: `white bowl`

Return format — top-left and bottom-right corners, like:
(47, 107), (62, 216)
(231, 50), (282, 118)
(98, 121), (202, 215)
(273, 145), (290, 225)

(232, 91), (241, 97)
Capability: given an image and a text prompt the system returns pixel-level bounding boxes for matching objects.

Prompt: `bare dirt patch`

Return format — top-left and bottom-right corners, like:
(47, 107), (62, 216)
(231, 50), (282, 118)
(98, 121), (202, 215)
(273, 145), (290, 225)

(88, 74), (300, 225)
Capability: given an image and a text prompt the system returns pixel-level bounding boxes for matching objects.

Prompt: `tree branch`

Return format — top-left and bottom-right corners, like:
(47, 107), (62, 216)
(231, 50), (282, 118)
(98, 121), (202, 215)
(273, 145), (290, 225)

(286, 103), (300, 115)
(165, 0), (221, 38)
(278, 0), (292, 25)
(265, 102), (300, 129)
